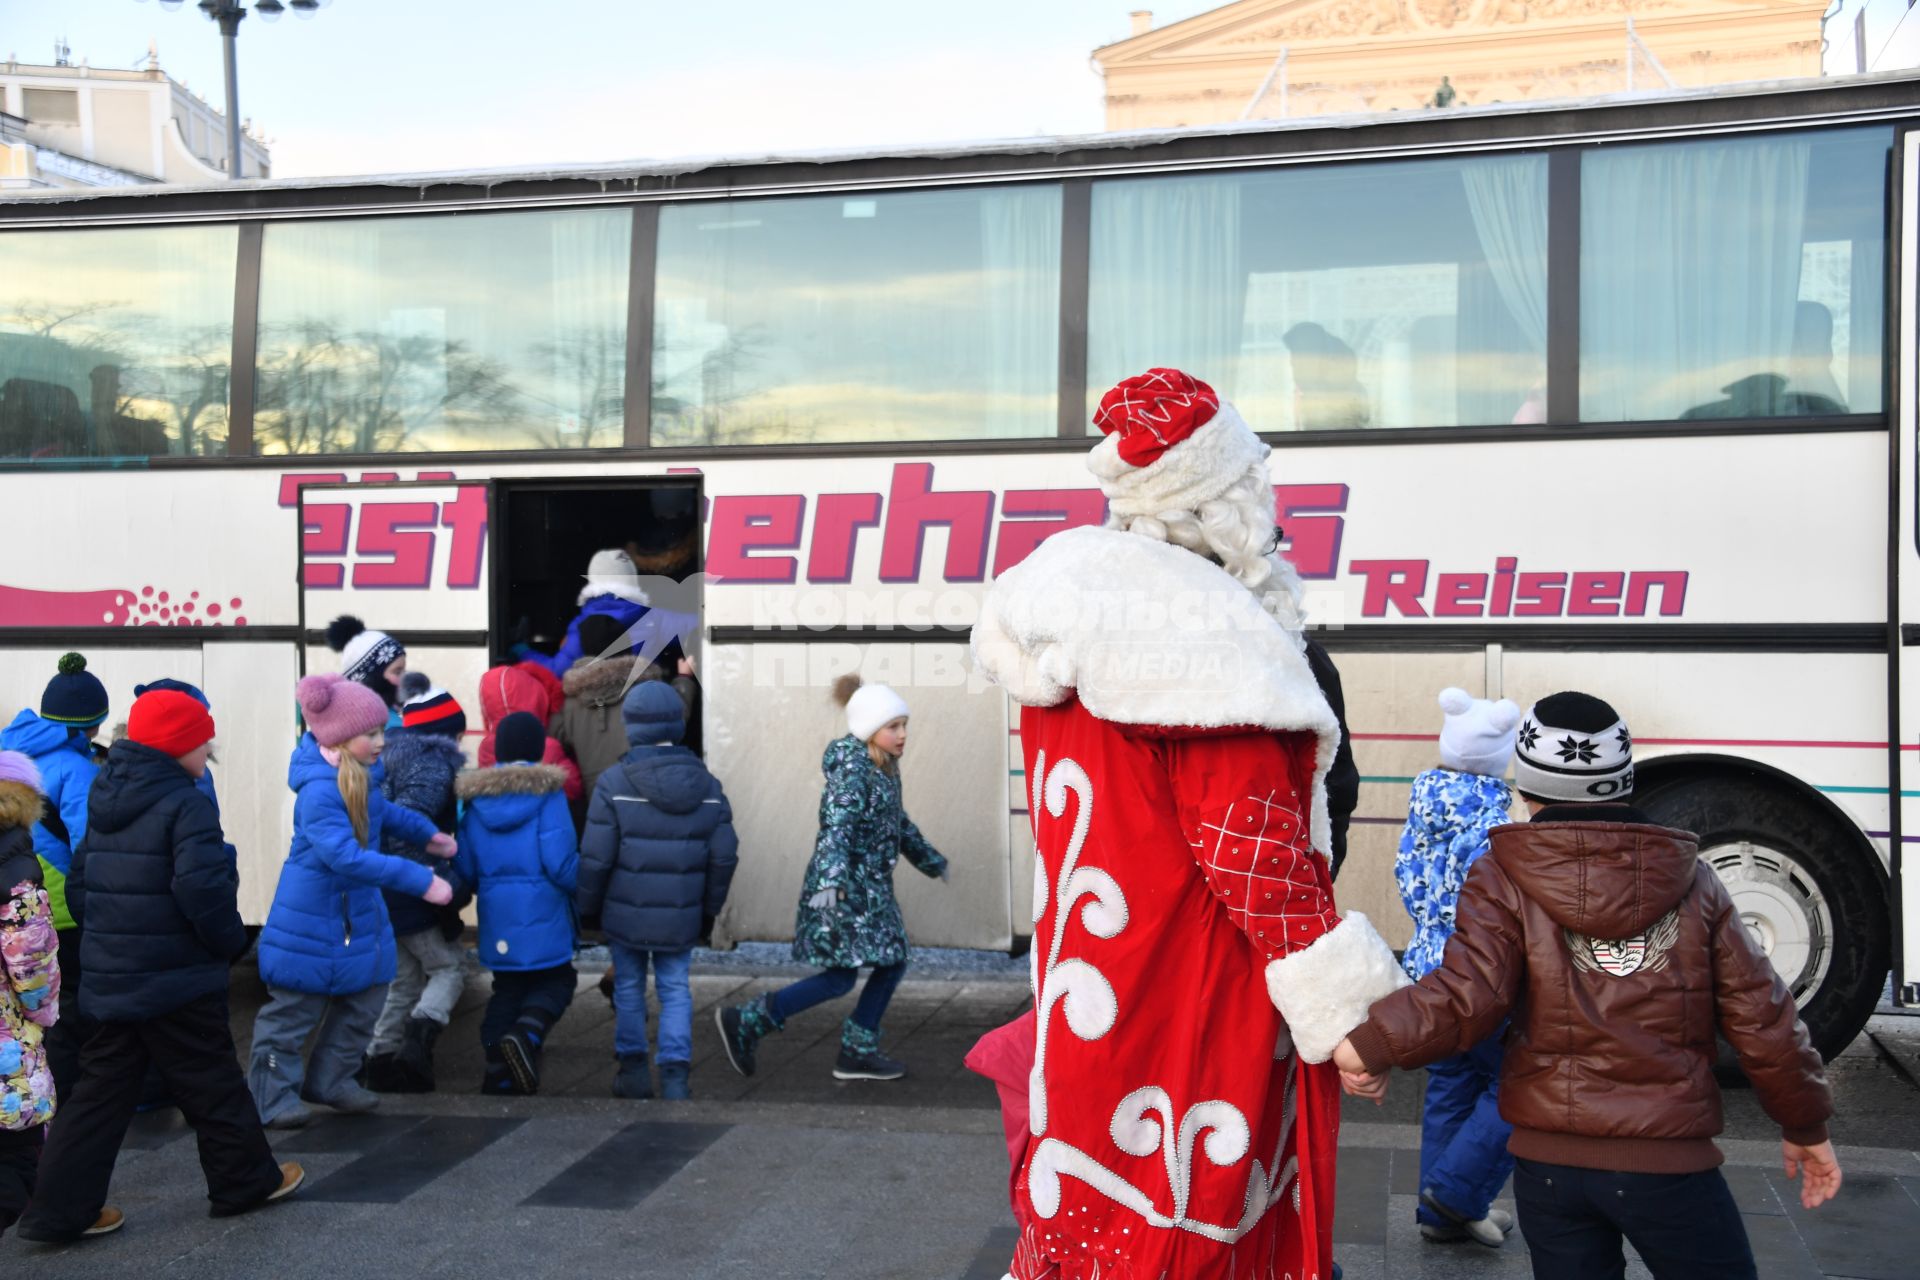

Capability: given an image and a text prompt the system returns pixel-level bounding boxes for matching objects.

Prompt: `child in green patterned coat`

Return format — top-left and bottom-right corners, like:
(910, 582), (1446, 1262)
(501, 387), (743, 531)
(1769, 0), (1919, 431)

(716, 676), (948, 1082)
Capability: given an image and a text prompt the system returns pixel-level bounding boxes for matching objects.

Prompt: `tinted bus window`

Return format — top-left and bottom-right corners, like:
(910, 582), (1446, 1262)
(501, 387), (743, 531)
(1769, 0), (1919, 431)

(1581, 126), (1889, 422)
(651, 186), (1061, 446)
(1088, 154), (1549, 431)
(0, 224), (237, 459)
(254, 207), (629, 455)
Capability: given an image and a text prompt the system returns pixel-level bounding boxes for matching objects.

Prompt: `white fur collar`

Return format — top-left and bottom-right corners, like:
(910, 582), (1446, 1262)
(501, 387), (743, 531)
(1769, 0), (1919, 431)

(971, 525), (1341, 853)
(578, 578), (649, 608)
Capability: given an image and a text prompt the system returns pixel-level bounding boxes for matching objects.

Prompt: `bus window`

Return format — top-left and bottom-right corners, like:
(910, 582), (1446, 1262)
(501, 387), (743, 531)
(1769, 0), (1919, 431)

(1580, 125), (1889, 423)
(650, 185), (1062, 446)
(1087, 153), (1549, 432)
(0, 224), (237, 459)
(253, 207), (630, 456)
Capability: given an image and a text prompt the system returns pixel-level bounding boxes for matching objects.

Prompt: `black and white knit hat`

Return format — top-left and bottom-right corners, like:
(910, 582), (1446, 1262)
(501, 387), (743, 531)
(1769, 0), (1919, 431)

(1513, 691), (1634, 802)
(327, 615), (404, 687)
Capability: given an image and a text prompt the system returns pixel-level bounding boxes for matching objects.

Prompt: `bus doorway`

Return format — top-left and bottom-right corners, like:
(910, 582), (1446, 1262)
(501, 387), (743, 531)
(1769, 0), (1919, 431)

(491, 476), (704, 750)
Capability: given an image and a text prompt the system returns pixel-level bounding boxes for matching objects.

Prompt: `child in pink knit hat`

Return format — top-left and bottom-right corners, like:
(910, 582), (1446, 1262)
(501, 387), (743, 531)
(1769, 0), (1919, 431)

(247, 676), (458, 1129)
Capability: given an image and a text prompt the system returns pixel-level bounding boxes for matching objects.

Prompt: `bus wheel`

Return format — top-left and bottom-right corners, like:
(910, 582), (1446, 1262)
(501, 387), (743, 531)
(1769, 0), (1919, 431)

(1634, 771), (1888, 1063)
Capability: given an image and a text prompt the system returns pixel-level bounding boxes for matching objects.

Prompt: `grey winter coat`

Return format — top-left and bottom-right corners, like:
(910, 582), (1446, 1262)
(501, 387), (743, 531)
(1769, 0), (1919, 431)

(556, 656), (666, 801)
(791, 736), (946, 970)
(576, 745), (738, 951)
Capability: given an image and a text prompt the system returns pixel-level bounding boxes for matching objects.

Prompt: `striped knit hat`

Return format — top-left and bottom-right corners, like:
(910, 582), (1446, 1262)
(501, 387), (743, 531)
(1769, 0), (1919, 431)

(399, 672), (467, 740)
(1513, 691), (1634, 803)
(41, 653), (109, 729)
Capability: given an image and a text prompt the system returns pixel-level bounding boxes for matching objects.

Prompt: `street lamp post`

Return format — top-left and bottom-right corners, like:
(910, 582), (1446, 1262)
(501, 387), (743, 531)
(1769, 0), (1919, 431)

(140, 0), (325, 180)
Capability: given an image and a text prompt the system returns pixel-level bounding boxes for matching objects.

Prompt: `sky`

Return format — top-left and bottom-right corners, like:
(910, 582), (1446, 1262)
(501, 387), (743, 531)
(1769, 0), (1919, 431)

(0, 0), (1226, 178)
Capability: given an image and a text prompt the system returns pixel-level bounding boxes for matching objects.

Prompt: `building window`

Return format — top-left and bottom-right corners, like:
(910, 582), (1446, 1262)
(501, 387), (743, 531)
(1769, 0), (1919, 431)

(1088, 154), (1549, 431)
(0, 225), (237, 459)
(1580, 126), (1889, 422)
(22, 88), (79, 125)
(651, 185), (1061, 446)
(253, 207), (629, 454)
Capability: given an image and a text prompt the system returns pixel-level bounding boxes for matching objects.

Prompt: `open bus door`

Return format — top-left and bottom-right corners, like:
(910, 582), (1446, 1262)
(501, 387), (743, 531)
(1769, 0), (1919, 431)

(297, 473), (703, 746)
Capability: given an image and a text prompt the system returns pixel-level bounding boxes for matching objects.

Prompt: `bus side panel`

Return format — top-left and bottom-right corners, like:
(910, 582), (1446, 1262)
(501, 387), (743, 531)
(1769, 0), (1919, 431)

(204, 642), (300, 924)
(1499, 649), (1890, 827)
(1331, 649), (1492, 952)
(1897, 128), (1919, 1002)
(702, 641), (1012, 953)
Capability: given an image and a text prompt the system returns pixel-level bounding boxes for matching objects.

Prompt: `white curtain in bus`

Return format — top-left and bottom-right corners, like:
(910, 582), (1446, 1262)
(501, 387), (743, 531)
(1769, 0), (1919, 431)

(1581, 136), (1811, 421)
(1088, 176), (1244, 402)
(979, 189), (1063, 436)
(1461, 155), (1549, 357)
(544, 210), (631, 450)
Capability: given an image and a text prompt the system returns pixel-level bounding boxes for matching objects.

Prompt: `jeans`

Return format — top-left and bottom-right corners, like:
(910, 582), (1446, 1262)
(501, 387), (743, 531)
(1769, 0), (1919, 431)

(369, 929), (467, 1053)
(479, 965), (577, 1047)
(610, 945), (693, 1064)
(767, 961), (907, 1031)
(21, 992), (281, 1239)
(1513, 1159), (1757, 1280)
(1418, 1026), (1514, 1224)
(246, 984), (386, 1123)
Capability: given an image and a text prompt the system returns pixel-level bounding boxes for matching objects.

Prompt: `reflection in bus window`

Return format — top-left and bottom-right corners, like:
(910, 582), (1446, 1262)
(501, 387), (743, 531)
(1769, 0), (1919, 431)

(253, 208), (629, 455)
(1581, 126), (1888, 423)
(0, 225), (237, 459)
(1086, 154), (1548, 431)
(650, 186), (1061, 446)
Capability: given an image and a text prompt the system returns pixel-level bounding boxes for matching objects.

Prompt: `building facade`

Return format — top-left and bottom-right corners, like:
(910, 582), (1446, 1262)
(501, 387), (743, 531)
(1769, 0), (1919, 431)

(1097, 0), (1835, 128)
(0, 44), (270, 190)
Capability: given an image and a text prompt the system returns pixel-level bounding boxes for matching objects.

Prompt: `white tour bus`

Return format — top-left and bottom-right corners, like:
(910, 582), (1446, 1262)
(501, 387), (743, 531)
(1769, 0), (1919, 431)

(1, 74), (1915, 1060)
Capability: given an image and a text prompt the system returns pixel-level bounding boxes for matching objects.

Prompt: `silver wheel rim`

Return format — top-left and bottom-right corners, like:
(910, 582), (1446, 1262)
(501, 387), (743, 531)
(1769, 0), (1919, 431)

(1702, 841), (1833, 1007)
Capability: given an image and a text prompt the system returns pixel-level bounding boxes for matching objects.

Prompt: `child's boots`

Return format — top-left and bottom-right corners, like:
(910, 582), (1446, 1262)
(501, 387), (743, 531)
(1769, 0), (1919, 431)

(499, 1012), (556, 1095)
(833, 1019), (905, 1082)
(658, 1062), (691, 1101)
(479, 1044), (517, 1096)
(613, 1054), (653, 1100)
(395, 1014), (443, 1092)
(715, 995), (778, 1077)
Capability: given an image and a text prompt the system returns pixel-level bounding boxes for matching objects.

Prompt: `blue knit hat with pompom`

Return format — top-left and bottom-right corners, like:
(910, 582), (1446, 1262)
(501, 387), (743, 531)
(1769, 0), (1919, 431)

(41, 653), (109, 728)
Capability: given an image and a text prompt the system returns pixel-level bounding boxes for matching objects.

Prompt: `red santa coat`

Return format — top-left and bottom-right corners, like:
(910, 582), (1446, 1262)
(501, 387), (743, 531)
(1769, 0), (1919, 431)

(972, 527), (1408, 1280)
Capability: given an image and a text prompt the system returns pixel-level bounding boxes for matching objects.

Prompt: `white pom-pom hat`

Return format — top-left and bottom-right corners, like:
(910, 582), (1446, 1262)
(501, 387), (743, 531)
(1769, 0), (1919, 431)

(847, 683), (910, 742)
(1437, 687), (1522, 778)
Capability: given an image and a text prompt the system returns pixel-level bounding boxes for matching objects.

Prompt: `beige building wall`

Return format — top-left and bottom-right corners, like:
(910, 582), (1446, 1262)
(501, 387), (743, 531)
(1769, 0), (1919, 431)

(1098, 0), (1832, 129)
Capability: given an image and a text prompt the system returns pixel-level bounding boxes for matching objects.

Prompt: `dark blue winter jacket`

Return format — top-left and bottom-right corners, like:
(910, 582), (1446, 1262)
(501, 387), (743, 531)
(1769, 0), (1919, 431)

(452, 763), (578, 972)
(257, 735), (440, 996)
(377, 730), (467, 937)
(577, 744), (738, 952)
(0, 709), (98, 931)
(68, 741), (248, 1022)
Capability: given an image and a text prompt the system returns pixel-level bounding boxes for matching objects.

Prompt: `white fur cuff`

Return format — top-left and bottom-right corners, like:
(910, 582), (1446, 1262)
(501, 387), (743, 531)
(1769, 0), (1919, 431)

(1263, 911), (1410, 1064)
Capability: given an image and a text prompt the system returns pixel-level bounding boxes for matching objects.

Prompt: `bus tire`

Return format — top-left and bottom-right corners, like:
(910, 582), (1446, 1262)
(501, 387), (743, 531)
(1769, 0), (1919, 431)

(1633, 768), (1887, 1063)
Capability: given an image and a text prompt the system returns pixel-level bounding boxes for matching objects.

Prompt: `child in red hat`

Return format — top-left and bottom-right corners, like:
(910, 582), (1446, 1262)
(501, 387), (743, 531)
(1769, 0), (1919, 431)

(16, 691), (303, 1244)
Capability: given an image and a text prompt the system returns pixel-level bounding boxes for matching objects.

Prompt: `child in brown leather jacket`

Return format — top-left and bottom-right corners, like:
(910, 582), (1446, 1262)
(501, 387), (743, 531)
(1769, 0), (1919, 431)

(1335, 691), (1840, 1280)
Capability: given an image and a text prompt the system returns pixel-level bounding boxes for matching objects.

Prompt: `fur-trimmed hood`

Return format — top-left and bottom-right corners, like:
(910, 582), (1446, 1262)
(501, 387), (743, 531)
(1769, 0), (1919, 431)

(0, 779), (43, 833)
(971, 524), (1340, 851)
(562, 654), (657, 706)
(456, 763), (568, 801)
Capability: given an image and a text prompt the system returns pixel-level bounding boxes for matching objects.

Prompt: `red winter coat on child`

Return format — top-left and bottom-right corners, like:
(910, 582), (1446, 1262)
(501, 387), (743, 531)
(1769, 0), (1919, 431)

(477, 665), (582, 803)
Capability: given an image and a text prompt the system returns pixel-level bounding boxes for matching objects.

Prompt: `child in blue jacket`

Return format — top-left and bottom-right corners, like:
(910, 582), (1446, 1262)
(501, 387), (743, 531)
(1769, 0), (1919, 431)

(248, 676), (455, 1129)
(0, 652), (109, 1100)
(1395, 687), (1522, 1248)
(453, 712), (578, 1096)
(577, 681), (737, 1101)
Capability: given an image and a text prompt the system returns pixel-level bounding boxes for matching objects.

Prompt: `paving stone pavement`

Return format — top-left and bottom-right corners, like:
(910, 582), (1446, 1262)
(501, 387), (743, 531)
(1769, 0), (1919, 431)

(0, 960), (1914, 1279)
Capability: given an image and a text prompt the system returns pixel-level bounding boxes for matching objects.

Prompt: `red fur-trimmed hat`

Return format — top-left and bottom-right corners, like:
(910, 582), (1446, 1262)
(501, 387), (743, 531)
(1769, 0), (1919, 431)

(1088, 368), (1268, 518)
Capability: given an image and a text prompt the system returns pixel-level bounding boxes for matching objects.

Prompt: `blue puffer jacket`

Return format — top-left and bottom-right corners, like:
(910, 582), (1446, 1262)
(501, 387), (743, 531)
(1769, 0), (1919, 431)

(0, 709), (98, 932)
(452, 763), (578, 972)
(577, 744), (738, 952)
(257, 735), (440, 996)
(377, 730), (467, 938)
(69, 741), (248, 1022)
(525, 593), (690, 679)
